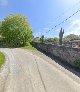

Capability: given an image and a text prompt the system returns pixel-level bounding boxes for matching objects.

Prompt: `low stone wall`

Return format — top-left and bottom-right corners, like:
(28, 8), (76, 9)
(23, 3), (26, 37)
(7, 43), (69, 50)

(34, 42), (80, 66)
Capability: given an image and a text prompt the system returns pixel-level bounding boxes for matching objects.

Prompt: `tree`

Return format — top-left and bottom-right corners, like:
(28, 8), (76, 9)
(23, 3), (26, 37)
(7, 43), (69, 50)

(59, 27), (64, 45)
(53, 37), (59, 42)
(45, 38), (59, 42)
(40, 35), (44, 43)
(64, 34), (80, 41)
(0, 22), (2, 32)
(0, 22), (2, 39)
(1, 14), (33, 47)
(45, 38), (53, 42)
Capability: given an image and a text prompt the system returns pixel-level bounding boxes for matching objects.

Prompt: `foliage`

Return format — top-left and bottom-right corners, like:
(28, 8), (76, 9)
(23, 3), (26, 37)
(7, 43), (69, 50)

(1, 14), (33, 47)
(0, 52), (5, 67)
(59, 27), (64, 45)
(74, 58), (80, 68)
(0, 22), (2, 29)
(0, 25), (1, 41)
(64, 34), (80, 41)
(45, 37), (59, 42)
(21, 44), (37, 51)
(40, 35), (44, 43)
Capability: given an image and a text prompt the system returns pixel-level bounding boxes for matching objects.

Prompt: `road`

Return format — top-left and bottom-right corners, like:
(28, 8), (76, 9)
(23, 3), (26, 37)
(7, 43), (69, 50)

(0, 48), (80, 92)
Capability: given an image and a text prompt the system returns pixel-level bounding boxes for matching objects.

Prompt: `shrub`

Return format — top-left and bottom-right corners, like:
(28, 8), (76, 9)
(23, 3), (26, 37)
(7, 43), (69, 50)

(74, 58), (80, 68)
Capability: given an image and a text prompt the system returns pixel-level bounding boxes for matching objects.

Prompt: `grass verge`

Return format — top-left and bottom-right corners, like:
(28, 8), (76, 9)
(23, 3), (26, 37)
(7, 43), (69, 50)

(0, 51), (5, 67)
(21, 44), (37, 51)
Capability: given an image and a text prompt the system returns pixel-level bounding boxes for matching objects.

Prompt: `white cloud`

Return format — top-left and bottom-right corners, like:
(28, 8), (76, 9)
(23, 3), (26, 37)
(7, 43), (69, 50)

(0, 0), (8, 6)
(65, 19), (80, 36)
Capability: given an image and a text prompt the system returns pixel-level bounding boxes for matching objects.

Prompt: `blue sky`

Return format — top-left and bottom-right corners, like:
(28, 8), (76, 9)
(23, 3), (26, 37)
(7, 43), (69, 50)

(0, 0), (80, 38)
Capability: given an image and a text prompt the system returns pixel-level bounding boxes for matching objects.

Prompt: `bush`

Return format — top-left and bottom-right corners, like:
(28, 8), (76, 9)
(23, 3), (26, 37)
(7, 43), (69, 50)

(21, 44), (37, 51)
(74, 58), (80, 68)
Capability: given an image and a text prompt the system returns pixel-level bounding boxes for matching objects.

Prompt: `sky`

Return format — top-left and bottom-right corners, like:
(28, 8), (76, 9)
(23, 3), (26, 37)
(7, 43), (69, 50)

(0, 0), (80, 38)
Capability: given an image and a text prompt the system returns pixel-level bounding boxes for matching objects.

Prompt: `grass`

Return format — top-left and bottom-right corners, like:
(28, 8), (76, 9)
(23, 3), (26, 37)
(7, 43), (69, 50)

(21, 44), (37, 51)
(74, 58), (80, 68)
(0, 51), (5, 67)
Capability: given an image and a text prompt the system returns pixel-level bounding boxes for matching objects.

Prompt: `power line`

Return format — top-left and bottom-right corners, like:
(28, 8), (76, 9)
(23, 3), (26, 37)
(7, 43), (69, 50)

(35, 1), (80, 37)
(54, 0), (80, 21)
(45, 9), (80, 34)
(45, 0), (80, 34)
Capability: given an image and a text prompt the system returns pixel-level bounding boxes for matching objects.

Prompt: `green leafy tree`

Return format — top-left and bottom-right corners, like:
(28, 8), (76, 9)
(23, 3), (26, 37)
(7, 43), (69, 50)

(53, 37), (59, 42)
(40, 35), (44, 43)
(0, 22), (2, 41)
(1, 14), (33, 47)
(0, 22), (2, 32)
(64, 34), (80, 41)
(45, 38), (59, 42)
(0, 22), (2, 27)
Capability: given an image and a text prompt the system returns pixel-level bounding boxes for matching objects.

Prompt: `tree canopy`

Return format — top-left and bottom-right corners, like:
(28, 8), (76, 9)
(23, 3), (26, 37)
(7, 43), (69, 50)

(64, 34), (80, 41)
(1, 14), (33, 47)
(40, 35), (44, 43)
(45, 38), (59, 42)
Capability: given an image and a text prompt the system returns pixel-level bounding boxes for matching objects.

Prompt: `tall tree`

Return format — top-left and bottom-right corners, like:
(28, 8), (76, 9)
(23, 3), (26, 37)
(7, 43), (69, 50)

(1, 14), (33, 47)
(0, 22), (2, 32)
(40, 35), (44, 43)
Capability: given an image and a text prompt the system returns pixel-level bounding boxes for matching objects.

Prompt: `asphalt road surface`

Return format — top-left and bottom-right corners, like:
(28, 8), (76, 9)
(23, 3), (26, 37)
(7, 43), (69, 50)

(0, 48), (80, 92)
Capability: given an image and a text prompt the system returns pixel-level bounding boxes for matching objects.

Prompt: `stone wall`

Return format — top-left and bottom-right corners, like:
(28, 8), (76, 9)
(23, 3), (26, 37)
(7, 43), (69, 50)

(34, 42), (80, 66)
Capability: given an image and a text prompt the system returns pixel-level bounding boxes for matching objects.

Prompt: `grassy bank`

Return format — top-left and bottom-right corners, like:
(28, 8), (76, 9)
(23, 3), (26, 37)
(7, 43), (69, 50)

(21, 44), (37, 51)
(0, 52), (5, 67)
